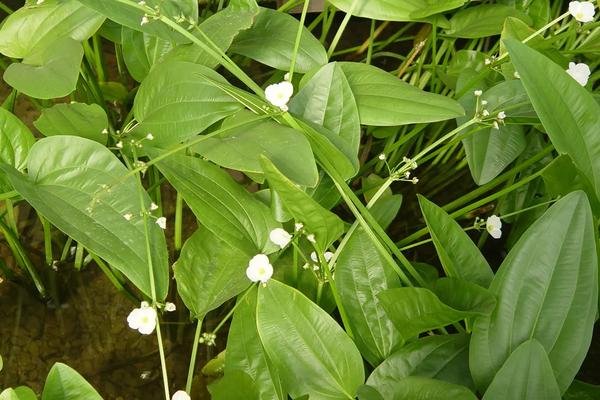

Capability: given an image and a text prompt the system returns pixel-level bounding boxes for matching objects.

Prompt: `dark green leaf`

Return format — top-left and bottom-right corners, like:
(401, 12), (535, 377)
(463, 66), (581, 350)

(208, 370), (260, 400)
(0, 108), (35, 192)
(42, 363), (102, 400)
(377, 376), (477, 400)
(446, 5), (532, 38)
(121, 28), (173, 82)
(34, 102), (109, 144)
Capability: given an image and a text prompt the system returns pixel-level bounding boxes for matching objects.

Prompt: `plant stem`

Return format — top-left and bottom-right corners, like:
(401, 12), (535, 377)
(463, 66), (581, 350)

(327, 0), (357, 58)
(185, 318), (203, 393)
(174, 193), (183, 252)
(288, 0), (311, 80)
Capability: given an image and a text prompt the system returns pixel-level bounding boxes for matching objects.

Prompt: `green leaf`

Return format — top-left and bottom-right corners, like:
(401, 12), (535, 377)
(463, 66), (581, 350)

(418, 195), (494, 287)
(166, 3), (259, 68)
(375, 376), (477, 400)
(230, 7), (327, 73)
(208, 370), (260, 400)
(327, 0), (466, 21)
(446, 5), (532, 38)
(257, 280), (364, 400)
(336, 227), (402, 366)
(173, 227), (250, 319)
(0, 0), (104, 59)
(132, 61), (243, 146)
(0, 108), (35, 192)
(470, 191), (598, 393)
(74, 0), (197, 42)
(0, 389), (19, 400)
(121, 27), (173, 82)
(194, 110), (318, 187)
(379, 281), (494, 341)
(225, 287), (285, 400)
(152, 152), (280, 255)
(9, 388), (36, 400)
(2, 136), (169, 299)
(42, 363), (102, 400)
(564, 380), (600, 400)
(339, 62), (465, 126)
(504, 38), (600, 200)
(482, 339), (561, 400)
(367, 334), (474, 399)
(289, 63), (361, 155)
(33, 102), (109, 144)
(260, 156), (345, 250)
(3, 37), (83, 99)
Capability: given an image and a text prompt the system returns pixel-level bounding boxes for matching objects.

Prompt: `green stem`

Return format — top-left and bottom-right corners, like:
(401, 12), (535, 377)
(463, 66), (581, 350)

(327, 0), (357, 58)
(174, 193), (183, 252)
(39, 214), (53, 266)
(185, 318), (203, 393)
(0, 1), (13, 14)
(288, 0), (311, 80)
(4, 199), (18, 237)
(213, 287), (253, 335)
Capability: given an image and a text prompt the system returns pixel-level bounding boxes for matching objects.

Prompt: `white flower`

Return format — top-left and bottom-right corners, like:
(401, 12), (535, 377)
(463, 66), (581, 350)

(294, 222), (304, 232)
(164, 302), (176, 312)
(123, 213), (133, 221)
(566, 62), (591, 86)
(265, 81), (294, 110)
(146, 133), (154, 140)
(513, 71), (521, 79)
(481, 100), (488, 106)
(486, 215), (502, 239)
(484, 58), (492, 65)
(412, 177), (419, 184)
(306, 234), (316, 243)
(569, 1), (595, 23)
(127, 302), (157, 335)
(378, 153), (386, 160)
(482, 110), (490, 117)
(497, 111), (506, 120)
(269, 228), (292, 249)
(171, 391), (190, 400)
(138, 0), (146, 5)
(474, 90), (483, 97)
(116, 141), (123, 149)
(141, 15), (149, 26)
(156, 217), (167, 230)
(492, 121), (500, 130)
(36, 0), (44, 4)
(310, 251), (334, 263)
(150, 202), (159, 211)
(284, 72), (291, 81)
(246, 254), (273, 283)
(101, 128), (108, 134)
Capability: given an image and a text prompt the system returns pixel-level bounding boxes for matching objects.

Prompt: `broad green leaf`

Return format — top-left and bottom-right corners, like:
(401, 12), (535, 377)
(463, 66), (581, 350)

(446, 5), (532, 38)
(2, 136), (169, 299)
(339, 63), (464, 126)
(375, 377), (477, 400)
(42, 363), (102, 400)
(564, 380), (600, 400)
(356, 386), (384, 400)
(3, 37), (83, 99)
(418, 195), (493, 287)
(289, 63), (361, 155)
(0, 108), (35, 192)
(230, 7), (327, 73)
(121, 27), (173, 82)
(327, 0), (466, 21)
(0, 389), (19, 400)
(498, 0), (551, 28)
(433, 278), (496, 316)
(0, 0), (104, 58)
(208, 370), (260, 400)
(166, 2), (259, 68)
(132, 61), (243, 146)
(260, 156), (345, 250)
(11, 388), (36, 400)
(33, 103), (109, 144)
(470, 191), (598, 393)
(74, 0), (197, 42)
(482, 339), (561, 400)
(152, 152), (280, 255)
(336, 227), (402, 366)
(379, 282), (494, 341)
(505, 39), (600, 199)
(367, 334), (474, 398)
(370, 195), (402, 231)
(257, 280), (364, 400)
(225, 287), (284, 400)
(173, 227), (250, 319)
(458, 81), (529, 185)
(194, 110), (318, 187)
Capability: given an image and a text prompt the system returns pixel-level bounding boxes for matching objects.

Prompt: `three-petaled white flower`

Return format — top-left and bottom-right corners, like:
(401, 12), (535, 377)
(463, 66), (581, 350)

(246, 254), (273, 283)
(156, 217), (167, 230)
(265, 81), (294, 111)
(269, 228), (292, 249)
(486, 215), (502, 239)
(569, 1), (595, 23)
(171, 391), (191, 400)
(127, 301), (157, 335)
(566, 62), (591, 86)
(164, 302), (176, 312)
